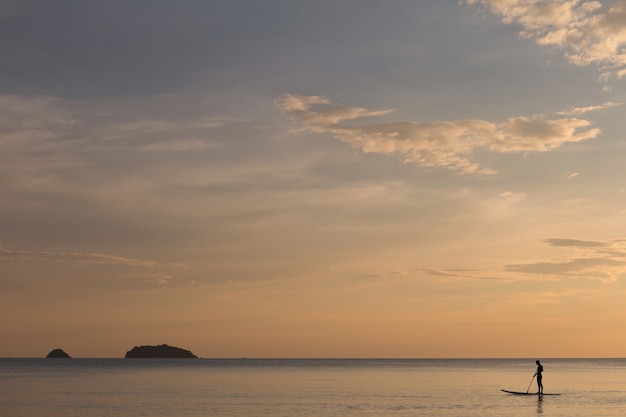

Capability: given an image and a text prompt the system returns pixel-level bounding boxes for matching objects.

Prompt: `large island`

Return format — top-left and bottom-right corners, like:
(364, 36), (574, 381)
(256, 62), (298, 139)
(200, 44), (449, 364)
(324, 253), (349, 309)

(125, 344), (198, 358)
(46, 348), (71, 358)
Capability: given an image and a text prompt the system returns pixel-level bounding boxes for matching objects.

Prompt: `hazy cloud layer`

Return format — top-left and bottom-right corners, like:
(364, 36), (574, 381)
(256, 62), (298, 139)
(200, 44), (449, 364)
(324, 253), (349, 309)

(0, 94), (228, 199)
(466, 0), (626, 79)
(276, 94), (600, 175)
(427, 238), (626, 283)
(506, 238), (626, 282)
(0, 244), (186, 288)
(0, 95), (76, 149)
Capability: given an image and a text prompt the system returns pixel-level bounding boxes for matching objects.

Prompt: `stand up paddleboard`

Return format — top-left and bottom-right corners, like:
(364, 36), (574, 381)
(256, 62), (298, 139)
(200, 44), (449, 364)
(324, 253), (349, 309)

(501, 390), (561, 396)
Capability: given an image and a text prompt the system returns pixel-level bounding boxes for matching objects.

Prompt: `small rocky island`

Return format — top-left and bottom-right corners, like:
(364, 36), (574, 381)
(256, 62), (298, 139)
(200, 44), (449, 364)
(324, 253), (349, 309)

(46, 348), (71, 358)
(125, 344), (198, 358)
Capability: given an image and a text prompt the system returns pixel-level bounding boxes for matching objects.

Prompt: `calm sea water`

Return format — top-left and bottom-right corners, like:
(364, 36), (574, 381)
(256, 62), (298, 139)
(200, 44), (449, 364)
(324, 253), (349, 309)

(2, 358), (626, 416)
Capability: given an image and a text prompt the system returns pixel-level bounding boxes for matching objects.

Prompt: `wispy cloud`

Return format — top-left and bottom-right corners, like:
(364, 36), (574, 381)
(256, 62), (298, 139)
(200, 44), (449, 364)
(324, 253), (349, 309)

(557, 101), (622, 116)
(505, 238), (626, 282)
(424, 238), (626, 283)
(276, 94), (600, 175)
(465, 0), (626, 79)
(0, 94), (225, 154)
(0, 244), (186, 271)
(98, 118), (224, 143)
(0, 243), (191, 292)
(0, 95), (77, 150)
(0, 94), (231, 202)
(421, 267), (498, 280)
(140, 138), (221, 152)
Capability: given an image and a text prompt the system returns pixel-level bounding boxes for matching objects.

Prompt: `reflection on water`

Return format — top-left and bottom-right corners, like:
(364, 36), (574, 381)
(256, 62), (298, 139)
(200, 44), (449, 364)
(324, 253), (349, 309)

(1, 358), (626, 417)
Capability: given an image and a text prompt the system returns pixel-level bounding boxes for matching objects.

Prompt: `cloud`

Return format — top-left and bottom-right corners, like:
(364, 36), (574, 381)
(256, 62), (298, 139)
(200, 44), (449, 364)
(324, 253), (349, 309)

(425, 238), (626, 283)
(276, 94), (600, 175)
(0, 244), (186, 269)
(421, 268), (487, 278)
(465, 0), (626, 79)
(505, 238), (626, 282)
(140, 138), (221, 152)
(0, 94), (77, 150)
(568, 172), (579, 179)
(275, 94), (331, 112)
(543, 238), (608, 248)
(98, 118), (224, 143)
(0, 94), (226, 154)
(557, 101), (622, 115)
(0, 94), (231, 201)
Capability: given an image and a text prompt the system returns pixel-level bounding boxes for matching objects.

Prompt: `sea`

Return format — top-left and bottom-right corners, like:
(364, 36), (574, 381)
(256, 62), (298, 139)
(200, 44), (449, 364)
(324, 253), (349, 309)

(2, 358), (626, 416)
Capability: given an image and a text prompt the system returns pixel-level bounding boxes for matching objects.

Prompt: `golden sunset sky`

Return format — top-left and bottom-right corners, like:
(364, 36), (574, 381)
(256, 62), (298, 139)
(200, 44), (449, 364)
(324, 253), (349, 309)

(2, 0), (626, 358)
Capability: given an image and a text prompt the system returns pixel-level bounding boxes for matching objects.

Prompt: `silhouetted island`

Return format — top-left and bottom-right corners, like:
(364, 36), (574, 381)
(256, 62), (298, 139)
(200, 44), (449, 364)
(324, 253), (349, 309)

(125, 344), (198, 358)
(46, 348), (71, 358)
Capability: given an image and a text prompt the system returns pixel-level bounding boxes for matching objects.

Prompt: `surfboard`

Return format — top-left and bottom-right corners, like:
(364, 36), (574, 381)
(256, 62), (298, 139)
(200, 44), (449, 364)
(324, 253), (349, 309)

(501, 389), (561, 396)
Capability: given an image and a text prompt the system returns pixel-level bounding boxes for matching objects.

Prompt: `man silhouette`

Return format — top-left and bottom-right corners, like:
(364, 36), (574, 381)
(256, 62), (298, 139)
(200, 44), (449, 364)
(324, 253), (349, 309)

(534, 360), (544, 394)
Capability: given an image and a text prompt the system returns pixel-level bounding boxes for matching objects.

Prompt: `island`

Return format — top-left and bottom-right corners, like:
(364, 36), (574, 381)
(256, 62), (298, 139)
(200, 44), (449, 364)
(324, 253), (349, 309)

(124, 344), (198, 358)
(46, 348), (71, 358)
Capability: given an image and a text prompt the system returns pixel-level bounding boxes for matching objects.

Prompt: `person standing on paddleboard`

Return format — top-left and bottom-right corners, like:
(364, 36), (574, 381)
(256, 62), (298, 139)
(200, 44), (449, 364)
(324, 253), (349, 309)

(534, 360), (544, 394)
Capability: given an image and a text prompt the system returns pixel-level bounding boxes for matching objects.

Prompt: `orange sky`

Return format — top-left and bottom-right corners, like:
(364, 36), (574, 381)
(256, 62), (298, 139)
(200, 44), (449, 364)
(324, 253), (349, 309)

(2, 1), (626, 358)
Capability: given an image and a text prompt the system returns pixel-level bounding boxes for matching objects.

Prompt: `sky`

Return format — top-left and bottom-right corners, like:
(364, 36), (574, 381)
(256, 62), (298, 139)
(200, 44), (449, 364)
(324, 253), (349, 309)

(2, 0), (626, 358)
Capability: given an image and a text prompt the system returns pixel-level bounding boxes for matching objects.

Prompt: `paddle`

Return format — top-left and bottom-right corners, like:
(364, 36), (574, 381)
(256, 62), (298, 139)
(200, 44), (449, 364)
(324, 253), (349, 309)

(526, 375), (535, 394)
